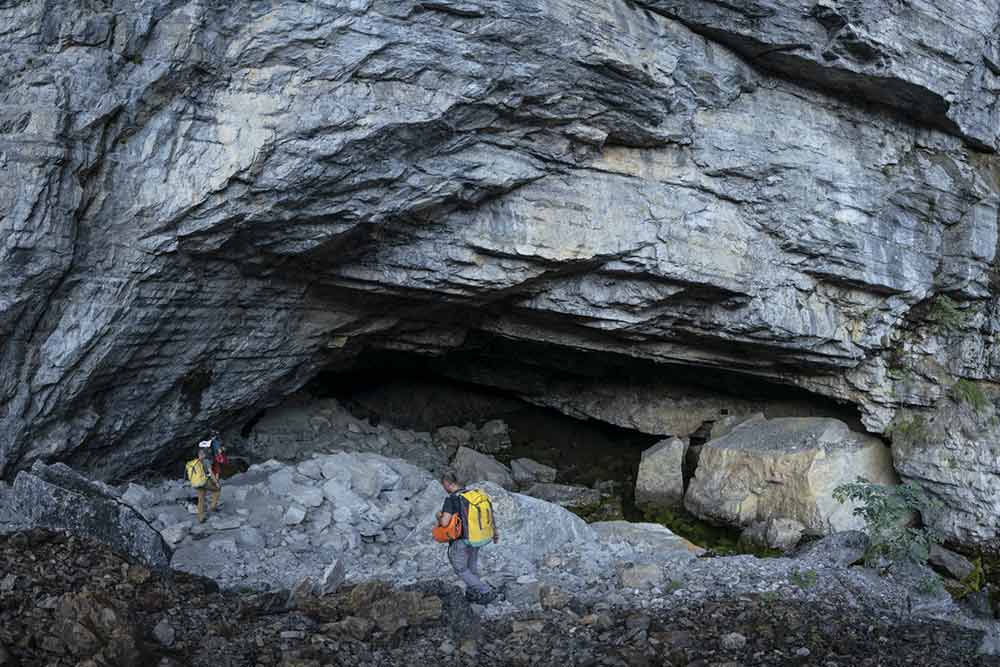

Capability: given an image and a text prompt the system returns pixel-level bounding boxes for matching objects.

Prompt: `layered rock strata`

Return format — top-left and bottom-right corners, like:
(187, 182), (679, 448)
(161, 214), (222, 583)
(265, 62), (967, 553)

(3, 0), (1000, 550)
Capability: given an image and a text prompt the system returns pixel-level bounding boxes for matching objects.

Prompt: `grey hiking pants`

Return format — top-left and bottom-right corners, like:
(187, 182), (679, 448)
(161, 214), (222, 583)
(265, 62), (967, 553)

(447, 540), (491, 595)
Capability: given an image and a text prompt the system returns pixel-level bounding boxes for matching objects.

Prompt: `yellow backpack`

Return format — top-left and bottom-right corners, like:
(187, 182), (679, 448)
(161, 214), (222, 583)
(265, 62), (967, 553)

(185, 459), (207, 488)
(460, 489), (495, 547)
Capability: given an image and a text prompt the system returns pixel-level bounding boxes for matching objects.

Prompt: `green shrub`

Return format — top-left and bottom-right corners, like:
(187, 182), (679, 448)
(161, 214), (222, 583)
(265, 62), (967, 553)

(832, 478), (943, 571)
(927, 295), (966, 331)
(759, 590), (781, 603)
(789, 568), (818, 590)
(951, 379), (989, 413)
(945, 557), (985, 600)
(886, 414), (927, 442)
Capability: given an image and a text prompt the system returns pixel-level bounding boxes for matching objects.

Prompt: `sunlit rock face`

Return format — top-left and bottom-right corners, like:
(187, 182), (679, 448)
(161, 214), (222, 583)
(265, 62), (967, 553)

(2, 0), (999, 548)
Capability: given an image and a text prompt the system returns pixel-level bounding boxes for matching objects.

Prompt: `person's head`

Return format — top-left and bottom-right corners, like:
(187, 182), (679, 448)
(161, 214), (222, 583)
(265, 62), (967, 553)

(440, 469), (461, 494)
(198, 442), (211, 460)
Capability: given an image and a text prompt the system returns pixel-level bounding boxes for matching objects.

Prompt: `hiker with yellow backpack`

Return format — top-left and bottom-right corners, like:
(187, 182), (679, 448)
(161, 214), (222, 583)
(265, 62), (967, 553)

(185, 440), (221, 524)
(434, 469), (500, 604)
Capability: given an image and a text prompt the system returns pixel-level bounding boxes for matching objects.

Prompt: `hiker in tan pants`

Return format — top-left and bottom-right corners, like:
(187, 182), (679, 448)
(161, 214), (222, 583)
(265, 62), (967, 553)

(195, 443), (221, 523)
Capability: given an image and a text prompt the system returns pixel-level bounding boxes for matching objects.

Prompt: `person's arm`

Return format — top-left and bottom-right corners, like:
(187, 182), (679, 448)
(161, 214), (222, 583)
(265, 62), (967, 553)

(438, 496), (457, 526)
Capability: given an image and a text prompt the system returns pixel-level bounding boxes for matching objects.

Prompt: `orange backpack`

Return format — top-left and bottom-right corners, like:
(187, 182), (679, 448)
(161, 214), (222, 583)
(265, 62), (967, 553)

(433, 513), (462, 543)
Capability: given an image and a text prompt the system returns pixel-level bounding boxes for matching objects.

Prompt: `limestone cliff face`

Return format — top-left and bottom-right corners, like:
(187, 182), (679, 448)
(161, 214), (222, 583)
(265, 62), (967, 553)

(2, 0), (1000, 548)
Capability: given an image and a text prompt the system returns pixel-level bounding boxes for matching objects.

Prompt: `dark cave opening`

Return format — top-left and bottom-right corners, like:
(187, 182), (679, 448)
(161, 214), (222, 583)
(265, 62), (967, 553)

(289, 339), (868, 532)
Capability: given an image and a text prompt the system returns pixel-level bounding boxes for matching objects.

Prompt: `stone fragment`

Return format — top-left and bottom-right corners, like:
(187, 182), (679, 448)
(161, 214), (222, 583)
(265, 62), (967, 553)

(720, 633), (747, 650)
(539, 585), (572, 610)
(794, 531), (869, 567)
(310, 510), (332, 534)
(510, 458), (558, 487)
(283, 506), (307, 526)
(121, 483), (153, 509)
(739, 518), (805, 553)
(451, 447), (514, 489)
(237, 526), (266, 548)
(433, 426), (472, 456)
(685, 418), (898, 534)
(634, 437), (687, 511)
(321, 616), (373, 641)
(979, 629), (1000, 657)
(960, 591), (994, 620)
(473, 419), (512, 454)
(296, 459), (324, 480)
(318, 560), (345, 595)
(288, 485), (324, 508)
(618, 563), (663, 590)
(512, 619), (546, 633)
(153, 619), (176, 647)
(209, 538), (238, 554)
(323, 480), (369, 525)
(208, 515), (243, 530)
(504, 577), (541, 606)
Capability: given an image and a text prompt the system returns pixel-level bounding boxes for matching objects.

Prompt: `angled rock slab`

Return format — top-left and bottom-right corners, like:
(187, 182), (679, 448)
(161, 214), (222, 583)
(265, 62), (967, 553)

(511, 458), (558, 487)
(590, 521), (704, 557)
(634, 437), (687, 512)
(523, 483), (600, 509)
(685, 418), (897, 535)
(11, 462), (172, 571)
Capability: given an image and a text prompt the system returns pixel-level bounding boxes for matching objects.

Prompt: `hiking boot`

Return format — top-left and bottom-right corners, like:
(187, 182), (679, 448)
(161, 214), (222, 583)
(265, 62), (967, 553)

(477, 588), (499, 605)
(464, 589), (482, 603)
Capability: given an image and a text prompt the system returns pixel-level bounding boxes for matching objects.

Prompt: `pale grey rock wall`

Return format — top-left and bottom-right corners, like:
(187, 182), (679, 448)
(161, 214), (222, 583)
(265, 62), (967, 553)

(638, 0), (1000, 151)
(2, 0), (1000, 548)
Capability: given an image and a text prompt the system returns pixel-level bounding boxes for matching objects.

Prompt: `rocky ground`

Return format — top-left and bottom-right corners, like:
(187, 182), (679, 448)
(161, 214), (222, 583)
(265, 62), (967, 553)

(0, 529), (996, 667)
(3, 397), (1000, 665)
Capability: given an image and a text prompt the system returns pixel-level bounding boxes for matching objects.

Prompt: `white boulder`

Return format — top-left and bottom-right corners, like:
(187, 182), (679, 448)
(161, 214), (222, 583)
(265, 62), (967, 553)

(685, 417), (898, 534)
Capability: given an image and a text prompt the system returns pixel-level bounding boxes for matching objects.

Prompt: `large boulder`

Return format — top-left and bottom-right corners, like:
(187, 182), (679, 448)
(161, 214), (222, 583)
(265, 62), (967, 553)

(684, 418), (897, 535)
(11, 462), (172, 571)
(738, 518), (806, 553)
(634, 437), (687, 512)
(451, 447), (514, 490)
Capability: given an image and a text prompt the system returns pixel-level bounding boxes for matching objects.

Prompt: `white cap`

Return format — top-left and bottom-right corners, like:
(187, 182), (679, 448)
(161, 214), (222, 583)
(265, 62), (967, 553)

(198, 440), (213, 449)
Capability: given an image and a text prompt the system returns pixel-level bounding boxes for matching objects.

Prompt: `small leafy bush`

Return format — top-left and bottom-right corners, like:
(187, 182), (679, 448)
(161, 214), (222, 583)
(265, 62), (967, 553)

(951, 379), (989, 413)
(927, 295), (966, 332)
(886, 414), (927, 442)
(946, 557), (986, 600)
(789, 568), (818, 590)
(832, 478), (943, 571)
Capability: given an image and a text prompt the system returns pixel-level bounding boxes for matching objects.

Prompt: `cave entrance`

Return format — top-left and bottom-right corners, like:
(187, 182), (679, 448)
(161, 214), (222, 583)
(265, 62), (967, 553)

(235, 339), (865, 552)
(303, 364), (659, 522)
